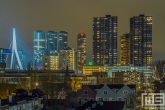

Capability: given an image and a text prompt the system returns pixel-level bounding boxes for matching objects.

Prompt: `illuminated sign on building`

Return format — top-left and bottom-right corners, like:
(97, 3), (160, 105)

(88, 62), (93, 66)
(4, 49), (12, 53)
(0, 49), (11, 54)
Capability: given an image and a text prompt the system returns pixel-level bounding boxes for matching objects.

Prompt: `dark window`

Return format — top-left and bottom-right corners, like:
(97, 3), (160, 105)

(103, 90), (108, 94)
(118, 97), (122, 101)
(84, 90), (88, 95)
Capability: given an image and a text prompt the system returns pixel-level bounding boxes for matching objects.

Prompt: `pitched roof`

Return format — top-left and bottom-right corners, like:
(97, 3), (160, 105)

(29, 88), (46, 97)
(80, 84), (136, 95)
(86, 84), (104, 91)
(127, 84), (136, 89)
(84, 84), (136, 92)
(107, 84), (136, 89)
(65, 64), (69, 76)
(107, 84), (124, 89)
(15, 89), (28, 97)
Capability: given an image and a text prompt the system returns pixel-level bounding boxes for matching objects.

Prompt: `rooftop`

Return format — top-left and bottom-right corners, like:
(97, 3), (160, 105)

(77, 101), (125, 110)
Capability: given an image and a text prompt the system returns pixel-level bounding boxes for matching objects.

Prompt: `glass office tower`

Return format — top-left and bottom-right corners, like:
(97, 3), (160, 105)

(58, 31), (68, 51)
(46, 31), (58, 56)
(33, 30), (45, 70)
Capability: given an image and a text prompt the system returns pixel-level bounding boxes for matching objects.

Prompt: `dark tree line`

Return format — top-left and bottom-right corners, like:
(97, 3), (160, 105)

(38, 71), (71, 110)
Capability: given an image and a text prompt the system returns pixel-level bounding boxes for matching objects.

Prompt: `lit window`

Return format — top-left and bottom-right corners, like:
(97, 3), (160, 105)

(109, 98), (113, 101)
(103, 98), (107, 101)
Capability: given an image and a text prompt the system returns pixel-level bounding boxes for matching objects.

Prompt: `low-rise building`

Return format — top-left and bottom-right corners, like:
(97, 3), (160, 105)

(105, 66), (156, 94)
(0, 48), (11, 73)
(0, 89), (45, 110)
(76, 85), (100, 107)
(0, 73), (31, 99)
(0, 73), (30, 85)
(82, 66), (108, 76)
(74, 84), (136, 109)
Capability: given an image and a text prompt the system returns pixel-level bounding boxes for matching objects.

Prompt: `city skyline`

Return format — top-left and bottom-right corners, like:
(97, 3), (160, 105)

(0, 0), (165, 62)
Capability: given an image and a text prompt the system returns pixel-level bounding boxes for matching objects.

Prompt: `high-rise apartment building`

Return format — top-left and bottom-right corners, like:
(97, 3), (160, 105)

(59, 47), (76, 70)
(130, 14), (152, 66)
(77, 31), (86, 73)
(33, 30), (45, 70)
(45, 31), (58, 56)
(93, 15), (118, 66)
(58, 31), (68, 51)
(120, 33), (131, 66)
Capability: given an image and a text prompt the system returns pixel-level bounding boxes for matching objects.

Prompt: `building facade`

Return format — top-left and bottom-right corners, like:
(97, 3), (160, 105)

(77, 31), (86, 73)
(0, 48), (11, 63)
(45, 31), (58, 56)
(43, 55), (59, 70)
(33, 30), (45, 70)
(59, 47), (76, 70)
(76, 85), (96, 107)
(130, 14), (152, 66)
(0, 48), (11, 72)
(93, 15), (118, 66)
(58, 31), (68, 51)
(107, 66), (156, 93)
(82, 65), (107, 76)
(0, 91), (44, 110)
(75, 84), (136, 109)
(120, 34), (131, 66)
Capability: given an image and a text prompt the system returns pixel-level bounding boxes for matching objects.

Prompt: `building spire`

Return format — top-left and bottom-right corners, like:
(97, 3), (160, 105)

(65, 64), (69, 76)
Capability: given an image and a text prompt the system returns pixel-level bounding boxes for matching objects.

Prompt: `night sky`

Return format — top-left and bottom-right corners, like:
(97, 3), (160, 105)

(0, 0), (165, 62)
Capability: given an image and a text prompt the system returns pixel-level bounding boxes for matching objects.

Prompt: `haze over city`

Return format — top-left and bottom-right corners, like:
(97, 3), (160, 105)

(1, 1), (165, 110)
(0, 0), (165, 62)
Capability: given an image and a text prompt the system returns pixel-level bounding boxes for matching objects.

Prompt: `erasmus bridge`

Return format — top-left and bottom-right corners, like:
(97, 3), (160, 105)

(6, 28), (34, 70)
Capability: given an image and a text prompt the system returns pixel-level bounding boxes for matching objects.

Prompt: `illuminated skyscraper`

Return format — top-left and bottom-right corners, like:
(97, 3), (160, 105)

(130, 14), (152, 66)
(93, 15), (118, 66)
(59, 47), (75, 70)
(77, 31), (86, 73)
(33, 30), (45, 70)
(45, 31), (58, 56)
(120, 33), (130, 66)
(58, 31), (68, 51)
